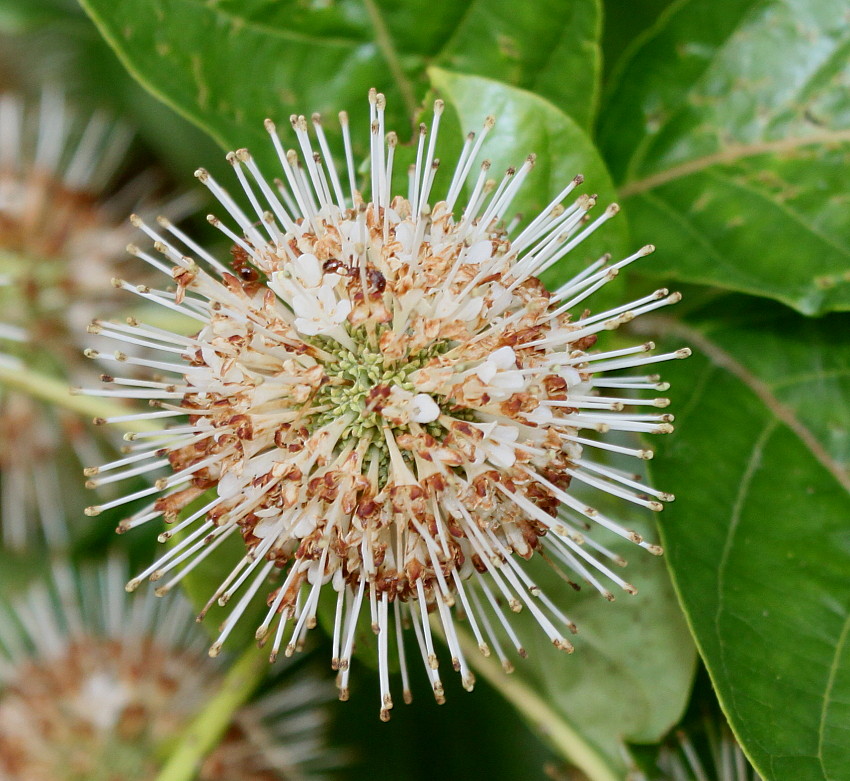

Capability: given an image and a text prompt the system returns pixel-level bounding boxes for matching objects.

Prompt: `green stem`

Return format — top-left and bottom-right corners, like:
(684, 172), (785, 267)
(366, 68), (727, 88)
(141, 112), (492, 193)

(0, 362), (162, 433)
(436, 620), (620, 781)
(155, 643), (268, 781)
(363, 0), (418, 122)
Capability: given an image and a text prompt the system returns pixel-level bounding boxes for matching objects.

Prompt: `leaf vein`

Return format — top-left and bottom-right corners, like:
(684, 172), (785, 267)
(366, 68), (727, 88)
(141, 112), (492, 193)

(632, 317), (850, 494)
(769, 367), (850, 390)
(818, 610), (850, 777)
(714, 419), (779, 727)
(620, 129), (850, 197)
(632, 191), (761, 283)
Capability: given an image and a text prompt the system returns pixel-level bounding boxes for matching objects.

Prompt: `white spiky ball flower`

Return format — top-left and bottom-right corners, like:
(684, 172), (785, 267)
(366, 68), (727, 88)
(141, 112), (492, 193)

(85, 90), (689, 720)
(0, 558), (338, 780)
(0, 90), (193, 550)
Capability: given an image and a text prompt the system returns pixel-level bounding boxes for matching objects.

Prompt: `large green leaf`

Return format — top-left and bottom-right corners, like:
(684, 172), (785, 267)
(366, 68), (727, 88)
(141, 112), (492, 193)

(428, 69), (630, 293)
(598, 0), (850, 315)
(436, 0), (602, 128)
(638, 297), (850, 780)
(77, 0), (602, 175)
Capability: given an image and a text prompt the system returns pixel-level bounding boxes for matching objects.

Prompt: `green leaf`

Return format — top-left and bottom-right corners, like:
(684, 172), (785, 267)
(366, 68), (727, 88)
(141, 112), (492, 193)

(598, 0), (850, 315)
(600, 0), (672, 81)
(637, 298), (850, 780)
(428, 69), (630, 292)
(77, 0), (602, 171)
(434, 0), (602, 129)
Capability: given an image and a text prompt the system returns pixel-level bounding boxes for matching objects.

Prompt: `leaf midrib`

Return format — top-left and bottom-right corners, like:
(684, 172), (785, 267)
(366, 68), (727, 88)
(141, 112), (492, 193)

(613, 0), (850, 197)
(819, 612), (850, 778)
(713, 418), (778, 762)
(632, 316), (850, 495)
(619, 129), (850, 197)
(642, 318), (850, 775)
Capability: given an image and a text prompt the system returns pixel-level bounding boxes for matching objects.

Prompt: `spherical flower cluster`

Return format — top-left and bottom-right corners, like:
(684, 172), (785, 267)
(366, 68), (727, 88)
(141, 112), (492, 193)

(0, 90), (191, 549)
(85, 90), (688, 719)
(0, 558), (337, 780)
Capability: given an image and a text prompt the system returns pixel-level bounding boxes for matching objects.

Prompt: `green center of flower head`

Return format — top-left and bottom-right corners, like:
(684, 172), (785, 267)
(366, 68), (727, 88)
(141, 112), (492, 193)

(310, 325), (453, 455)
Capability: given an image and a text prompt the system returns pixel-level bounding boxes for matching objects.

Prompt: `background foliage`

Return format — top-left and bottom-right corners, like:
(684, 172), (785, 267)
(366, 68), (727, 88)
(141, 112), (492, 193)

(1, 0), (848, 779)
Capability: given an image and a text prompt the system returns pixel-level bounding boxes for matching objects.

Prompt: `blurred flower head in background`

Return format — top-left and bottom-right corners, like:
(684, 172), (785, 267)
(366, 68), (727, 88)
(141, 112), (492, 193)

(0, 557), (337, 781)
(85, 90), (688, 719)
(0, 90), (194, 550)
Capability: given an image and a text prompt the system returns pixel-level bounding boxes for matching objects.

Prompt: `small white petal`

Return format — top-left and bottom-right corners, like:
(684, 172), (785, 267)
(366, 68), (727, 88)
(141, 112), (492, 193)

(476, 361), (498, 384)
(486, 443), (516, 469)
(490, 345), (517, 369)
(561, 367), (583, 387)
(293, 253), (322, 287)
(467, 239), (493, 264)
(457, 296), (484, 321)
(527, 405), (554, 424)
(491, 370), (525, 391)
(217, 471), (241, 499)
(293, 317), (322, 335)
(291, 511), (318, 537)
(253, 516), (283, 539)
(332, 299), (353, 323)
(411, 393), (440, 423)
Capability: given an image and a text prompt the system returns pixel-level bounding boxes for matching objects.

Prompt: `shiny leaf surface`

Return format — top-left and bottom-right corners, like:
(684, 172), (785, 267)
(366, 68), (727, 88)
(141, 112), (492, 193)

(641, 297), (850, 780)
(599, 0), (850, 314)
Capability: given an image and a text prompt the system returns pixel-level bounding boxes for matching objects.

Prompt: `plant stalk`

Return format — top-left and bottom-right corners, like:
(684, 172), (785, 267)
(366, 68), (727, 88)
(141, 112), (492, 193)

(155, 643), (269, 781)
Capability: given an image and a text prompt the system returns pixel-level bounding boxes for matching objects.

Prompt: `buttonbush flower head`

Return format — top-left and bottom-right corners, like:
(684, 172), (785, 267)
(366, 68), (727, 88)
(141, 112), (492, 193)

(0, 558), (337, 781)
(85, 90), (689, 719)
(0, 90), (192, 549)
